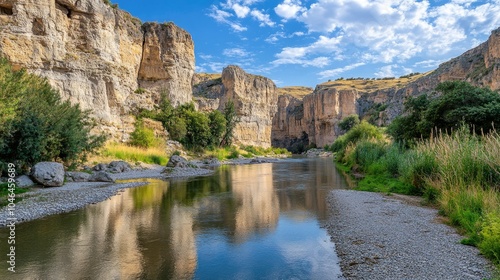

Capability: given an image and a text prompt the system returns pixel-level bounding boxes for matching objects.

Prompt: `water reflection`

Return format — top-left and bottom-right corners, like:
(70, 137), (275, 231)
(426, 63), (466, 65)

(0, 158), (346, 279)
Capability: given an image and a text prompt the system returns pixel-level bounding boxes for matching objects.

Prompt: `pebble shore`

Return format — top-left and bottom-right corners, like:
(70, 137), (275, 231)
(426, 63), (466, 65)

(325, 190), (494, 279)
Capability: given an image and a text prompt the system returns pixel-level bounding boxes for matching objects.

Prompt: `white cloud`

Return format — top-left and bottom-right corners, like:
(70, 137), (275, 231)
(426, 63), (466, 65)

(292, 31), (305, 37)
(413, 59), (444, 68)
(223, 48), (251, 57)
(199, 54), (213, 60)
(273, 56), (330, 67)
(195, 66), (207, 73)
(232, 3), (250, 18)
(293, 0), (500, 63)
(250, 9), (275, 27)
(318, 62), (366, 79)
(275, 0), (305, 20)
(208, 5), (247, 32)
(273, 35), (342, 66)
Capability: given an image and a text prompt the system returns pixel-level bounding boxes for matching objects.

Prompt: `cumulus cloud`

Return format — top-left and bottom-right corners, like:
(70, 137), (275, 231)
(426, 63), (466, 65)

(374, 65), (397, 78)
(275, 0), (305, 20)
(232, 3), (250, 18)
(292, 0), (500, 63)
(273, 35), (342, 66)
(318, 62), (366, 79)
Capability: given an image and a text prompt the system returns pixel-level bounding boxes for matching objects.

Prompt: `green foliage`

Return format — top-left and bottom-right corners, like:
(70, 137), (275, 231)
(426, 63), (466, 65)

(479, 213), (500, 264)
(0, 58), (104, 171)
(221, 100), (238, 147)
(167, 116), (187, 141)
(388, 81), (500, 144)
(331, 121), (384, 158)
(208, 110), (227, 146)
(399, 150), (439, 191)
(338, 114), (360, 132)
(129, 121), (156, 148)
(134, 88), (145, 94)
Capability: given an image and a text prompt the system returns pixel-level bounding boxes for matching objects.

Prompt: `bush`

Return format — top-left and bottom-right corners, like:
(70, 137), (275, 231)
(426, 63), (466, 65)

(129, 121), (156, 148)
(0, 58), (104, 171)
(331, 121), (384, 158)
(479, 213), (500, 264)
(338, 114), (360, 132)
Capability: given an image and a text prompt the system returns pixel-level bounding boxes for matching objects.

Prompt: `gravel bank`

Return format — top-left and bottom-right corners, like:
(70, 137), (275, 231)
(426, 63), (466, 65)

(0, 166), (214, 226)
(325, 190), (493, 280)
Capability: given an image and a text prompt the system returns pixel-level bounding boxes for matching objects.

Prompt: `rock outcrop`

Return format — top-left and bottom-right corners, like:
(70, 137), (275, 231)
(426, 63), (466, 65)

(220, 65), (278, 148)
(0, 0), (194, 140)
(194, 66), (278, 148)
(31, 162), (65, 187)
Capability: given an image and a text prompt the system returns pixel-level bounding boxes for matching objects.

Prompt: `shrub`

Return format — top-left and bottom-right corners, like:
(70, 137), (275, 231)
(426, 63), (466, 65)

(208, 110), (226, 147)
(331, 121), (384, 157)
(0, 58), (104, 171)
(338, 114), (360, 132)
(479, 213), (500, 264)
(129, 121), (156, 148)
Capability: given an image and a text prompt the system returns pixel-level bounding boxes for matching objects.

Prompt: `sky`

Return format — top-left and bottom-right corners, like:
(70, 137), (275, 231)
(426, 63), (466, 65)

(112, 0), (500, 87)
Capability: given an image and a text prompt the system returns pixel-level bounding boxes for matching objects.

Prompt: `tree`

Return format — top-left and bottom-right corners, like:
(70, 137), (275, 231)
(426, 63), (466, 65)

(208, 110), (226, 147)
(0, 58), (104, 171)
(338, 114), (360, 132)
(129, 121), (156, 148)
(221, 100), (238, 147)
(388, 81), (500, 144)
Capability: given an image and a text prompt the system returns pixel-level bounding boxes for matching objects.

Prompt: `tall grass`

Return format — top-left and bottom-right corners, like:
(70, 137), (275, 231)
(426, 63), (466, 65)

(96, 142), (169, 165)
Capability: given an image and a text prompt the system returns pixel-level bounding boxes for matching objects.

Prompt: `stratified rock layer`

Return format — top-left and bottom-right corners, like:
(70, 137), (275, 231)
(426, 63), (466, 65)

(0, 0), (194, 140)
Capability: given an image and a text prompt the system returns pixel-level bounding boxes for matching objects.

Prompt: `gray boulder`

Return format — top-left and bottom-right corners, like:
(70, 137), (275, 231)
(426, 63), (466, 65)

(108, 161), (132, 173)
(15, 175), (35, 188)
(167, 155), (188, 168)
(89, 171), (115, 183)
(203, 158), (221, 167)
(65, 171), (91, 182)
(93, 163), (108, 171)
(31, 162), (65, 187)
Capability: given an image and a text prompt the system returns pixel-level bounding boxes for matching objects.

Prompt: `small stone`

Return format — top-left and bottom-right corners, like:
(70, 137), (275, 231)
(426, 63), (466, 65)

(89, 171), (115, 183)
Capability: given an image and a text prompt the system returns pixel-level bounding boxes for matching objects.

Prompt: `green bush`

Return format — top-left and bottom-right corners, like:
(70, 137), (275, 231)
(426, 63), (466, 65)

(479, 213), (500, 264)
(331, 121), (384, 157)
(0, 58), (104, 171)
(338, 114), (360, 132)
(129, 121), (156, 148)
(399, 150), (439, 191)
(208, 110), (227, 146)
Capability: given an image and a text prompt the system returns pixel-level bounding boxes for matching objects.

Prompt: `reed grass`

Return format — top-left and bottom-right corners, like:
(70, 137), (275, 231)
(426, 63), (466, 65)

(91, 142), (169, 165)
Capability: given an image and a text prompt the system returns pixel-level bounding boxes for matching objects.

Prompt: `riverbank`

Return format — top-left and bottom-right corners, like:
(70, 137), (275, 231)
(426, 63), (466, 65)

(325, 190), (494, 279)
(0, 157), (281, 226)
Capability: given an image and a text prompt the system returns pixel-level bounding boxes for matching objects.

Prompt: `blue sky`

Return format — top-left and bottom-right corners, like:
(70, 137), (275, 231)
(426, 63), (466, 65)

(112, 0), (500, 87)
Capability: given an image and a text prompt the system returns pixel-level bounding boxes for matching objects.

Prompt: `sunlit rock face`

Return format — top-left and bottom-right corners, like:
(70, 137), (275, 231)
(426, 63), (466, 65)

(220, 65), (279, 148)
(0, 0), (194, 140)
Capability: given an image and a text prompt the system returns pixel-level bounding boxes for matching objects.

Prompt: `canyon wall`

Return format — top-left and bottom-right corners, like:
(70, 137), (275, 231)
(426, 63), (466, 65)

(0, 0), (194, 140)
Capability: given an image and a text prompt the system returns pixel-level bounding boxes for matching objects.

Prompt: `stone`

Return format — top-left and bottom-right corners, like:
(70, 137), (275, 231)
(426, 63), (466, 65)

(107, 161), (132, 173)
(167, 155), (188, 168)
(203, 158), (221, 167)
(65, 171), (91, 182)
(30, 162), (65, 187)
(15, 175), (35, 188)
(93, 163), (108, 172)
(89, 171), (115, 183)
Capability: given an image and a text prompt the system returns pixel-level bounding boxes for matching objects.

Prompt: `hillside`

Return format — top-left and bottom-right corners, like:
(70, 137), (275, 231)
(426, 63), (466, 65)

(277, 86), (313, 100)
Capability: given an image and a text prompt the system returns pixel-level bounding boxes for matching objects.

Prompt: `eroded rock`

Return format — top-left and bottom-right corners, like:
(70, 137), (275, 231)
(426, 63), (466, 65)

(31, 162), (65, 187)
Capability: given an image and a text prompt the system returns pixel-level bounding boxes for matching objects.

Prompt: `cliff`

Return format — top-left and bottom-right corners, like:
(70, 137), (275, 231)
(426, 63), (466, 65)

(0, 0), (194, 140)
(273, 27), (500, 150)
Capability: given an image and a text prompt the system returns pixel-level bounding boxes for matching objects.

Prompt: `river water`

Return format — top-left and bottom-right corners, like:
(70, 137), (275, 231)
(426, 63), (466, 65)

(0, 158), (348, 279)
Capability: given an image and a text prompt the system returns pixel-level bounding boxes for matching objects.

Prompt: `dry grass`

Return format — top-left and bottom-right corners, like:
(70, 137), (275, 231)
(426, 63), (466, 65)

(87, 142), (169, 166)
(277, 86), (314, 99)
(319, 71), (433, 92)
(195, 73), (221, 80)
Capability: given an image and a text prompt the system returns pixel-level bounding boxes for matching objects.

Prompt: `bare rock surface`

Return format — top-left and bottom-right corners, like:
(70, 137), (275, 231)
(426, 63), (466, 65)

(326, 190), (493, 279)
(30, 162), (65, 187)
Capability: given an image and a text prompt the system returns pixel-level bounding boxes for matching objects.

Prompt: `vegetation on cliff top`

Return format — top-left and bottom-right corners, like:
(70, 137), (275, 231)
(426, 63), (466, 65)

(0, 58), (104, 174)
(328, 81), (500, 268)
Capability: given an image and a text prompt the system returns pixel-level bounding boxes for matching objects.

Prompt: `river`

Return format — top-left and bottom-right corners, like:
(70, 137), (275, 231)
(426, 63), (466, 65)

(0, 157), (348, 279)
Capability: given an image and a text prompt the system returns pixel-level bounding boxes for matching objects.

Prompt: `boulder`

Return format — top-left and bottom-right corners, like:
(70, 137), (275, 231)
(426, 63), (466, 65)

(167, 155), (188, 168)
(108, 161), (132, 173)
(30, 162), (65, 187)
(15, 175), (35, 188)
(93, 163), (108, 172)
(89, 172), (115, 183)
(203, 157), (221, 167)
(65, 172), (91, 182)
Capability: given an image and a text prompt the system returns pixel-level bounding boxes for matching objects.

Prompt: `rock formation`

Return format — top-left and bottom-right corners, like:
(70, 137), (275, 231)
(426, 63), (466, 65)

(0, 0), (194, 140)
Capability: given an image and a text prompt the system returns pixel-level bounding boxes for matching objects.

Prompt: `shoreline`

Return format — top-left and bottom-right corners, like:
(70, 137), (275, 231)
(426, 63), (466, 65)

(325, 189), (493, 279)
(0, 157), (284, 227)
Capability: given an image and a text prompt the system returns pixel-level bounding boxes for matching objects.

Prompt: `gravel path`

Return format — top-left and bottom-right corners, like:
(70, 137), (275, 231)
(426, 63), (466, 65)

(325, 190), (494, 280)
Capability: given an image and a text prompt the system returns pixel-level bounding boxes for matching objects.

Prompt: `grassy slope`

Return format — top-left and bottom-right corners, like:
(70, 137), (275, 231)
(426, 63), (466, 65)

(277, 86), (314, 99)
(319, 72), (431, 92)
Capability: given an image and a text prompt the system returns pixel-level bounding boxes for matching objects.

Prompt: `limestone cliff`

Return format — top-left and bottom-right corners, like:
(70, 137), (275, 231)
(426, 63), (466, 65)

(220, 66), (278, 148)
(0, 0), (194, 140)
(193, 66), (278, 148)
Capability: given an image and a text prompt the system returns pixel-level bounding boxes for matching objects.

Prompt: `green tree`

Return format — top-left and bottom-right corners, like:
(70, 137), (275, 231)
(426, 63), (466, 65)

(208, 110), (227, 147)
(338, 114), (360, 132)
(0, 58), (104, 171)
(221, 100), (238, 147)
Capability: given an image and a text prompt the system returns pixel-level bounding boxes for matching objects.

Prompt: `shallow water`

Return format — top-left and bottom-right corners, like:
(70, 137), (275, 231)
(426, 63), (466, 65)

(0, 157), (348, 279)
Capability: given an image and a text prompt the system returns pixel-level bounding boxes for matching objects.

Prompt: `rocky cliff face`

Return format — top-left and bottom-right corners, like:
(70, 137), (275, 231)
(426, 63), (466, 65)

(0, 0), (194, 140)
(220, 66), (278, 148)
